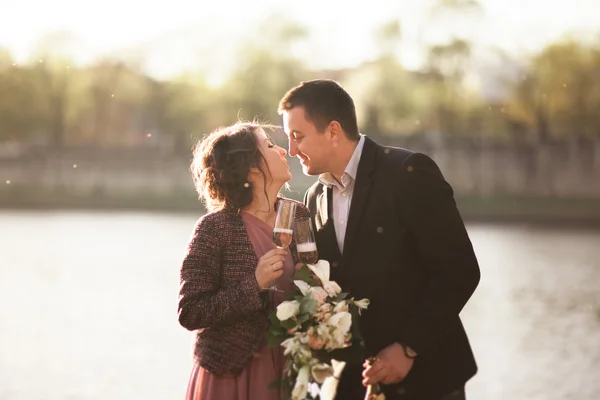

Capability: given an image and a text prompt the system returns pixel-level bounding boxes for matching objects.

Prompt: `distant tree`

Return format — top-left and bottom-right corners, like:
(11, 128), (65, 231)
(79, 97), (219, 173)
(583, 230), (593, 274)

(507, 40), (600, 142)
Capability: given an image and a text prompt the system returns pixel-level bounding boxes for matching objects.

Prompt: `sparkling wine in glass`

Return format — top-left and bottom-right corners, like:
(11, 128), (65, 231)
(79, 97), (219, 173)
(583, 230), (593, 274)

(295, 217), (318, 265)
(273, 200), (296, 249)
(269, 199), (296, 292)
(273, 228), (293, 249)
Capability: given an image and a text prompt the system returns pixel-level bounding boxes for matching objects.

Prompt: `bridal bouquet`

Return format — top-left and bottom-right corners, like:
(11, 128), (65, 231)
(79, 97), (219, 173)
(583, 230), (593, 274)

(267, 260), (370, 400)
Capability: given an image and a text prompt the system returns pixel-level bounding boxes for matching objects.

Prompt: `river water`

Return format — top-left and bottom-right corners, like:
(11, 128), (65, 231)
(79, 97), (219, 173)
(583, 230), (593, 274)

(0, 211), (598, 399)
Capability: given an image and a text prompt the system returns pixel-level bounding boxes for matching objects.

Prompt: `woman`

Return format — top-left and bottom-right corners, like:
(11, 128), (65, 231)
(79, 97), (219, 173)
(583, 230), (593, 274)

(178, 122), (310, 399)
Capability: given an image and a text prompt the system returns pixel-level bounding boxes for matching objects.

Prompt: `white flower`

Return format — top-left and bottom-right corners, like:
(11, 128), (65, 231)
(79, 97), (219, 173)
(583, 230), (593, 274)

(320, 360), (345, 400)
(307, 259), (330, 283)
(318, 303), (333, 313)
(333, 301), (348, 313)
(308, 382), (321, 399)
(294, 280), (311, 296)
(292, 365), (310, 400)
(308, 287), (329, 305)
(354, 298), (370, 311)
(316, 322), (331, 339)
(323, 280), (342, 297)
(328, 311), (352, 334)
(311, 363), (334, 384)
(276, 300), (300, 321)
(281, 337), (301, 356)
(315, 303), (333, 322)
(328, 328), (348, 349)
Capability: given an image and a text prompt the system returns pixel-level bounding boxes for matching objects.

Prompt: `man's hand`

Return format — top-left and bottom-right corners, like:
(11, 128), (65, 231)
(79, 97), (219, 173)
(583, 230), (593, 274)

(362, 343), (414, 386)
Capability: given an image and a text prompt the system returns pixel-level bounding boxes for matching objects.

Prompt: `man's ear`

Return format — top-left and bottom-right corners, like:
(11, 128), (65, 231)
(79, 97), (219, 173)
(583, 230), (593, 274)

(327, 121), (343, 146)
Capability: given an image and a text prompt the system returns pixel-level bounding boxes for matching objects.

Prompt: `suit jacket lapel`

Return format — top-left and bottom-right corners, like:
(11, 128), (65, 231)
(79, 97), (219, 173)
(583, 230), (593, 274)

(315, 185), (343, 257)
(342, 137), (377, 259)
(317, 186), (329, 228)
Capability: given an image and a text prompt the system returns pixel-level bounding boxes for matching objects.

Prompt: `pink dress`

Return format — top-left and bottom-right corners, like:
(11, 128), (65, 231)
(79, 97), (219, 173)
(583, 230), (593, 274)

(185, 211), (295, 400)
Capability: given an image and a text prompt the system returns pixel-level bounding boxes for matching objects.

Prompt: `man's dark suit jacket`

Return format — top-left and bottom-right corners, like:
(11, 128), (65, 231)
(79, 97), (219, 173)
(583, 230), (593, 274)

(304, 137), (480, 400)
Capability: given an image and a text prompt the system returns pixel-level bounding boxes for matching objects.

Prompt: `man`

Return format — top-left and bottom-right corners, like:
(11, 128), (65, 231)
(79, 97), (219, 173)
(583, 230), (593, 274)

(278, 80), (480, 400)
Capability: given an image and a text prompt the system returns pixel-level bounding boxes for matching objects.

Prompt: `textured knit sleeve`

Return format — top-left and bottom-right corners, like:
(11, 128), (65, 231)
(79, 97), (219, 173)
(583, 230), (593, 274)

(178, 214), (264, 331)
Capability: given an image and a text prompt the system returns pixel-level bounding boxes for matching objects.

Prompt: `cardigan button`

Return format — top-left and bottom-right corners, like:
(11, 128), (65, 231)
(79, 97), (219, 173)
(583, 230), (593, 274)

(331, 261), (339, 268)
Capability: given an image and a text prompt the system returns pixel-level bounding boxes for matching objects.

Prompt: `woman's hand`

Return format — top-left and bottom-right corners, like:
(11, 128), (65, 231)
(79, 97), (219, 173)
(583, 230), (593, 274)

(255, 248), (287, 290)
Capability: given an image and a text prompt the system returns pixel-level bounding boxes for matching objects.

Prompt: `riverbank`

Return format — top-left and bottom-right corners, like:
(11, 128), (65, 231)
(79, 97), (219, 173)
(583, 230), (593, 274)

(2, 185), (600, 229)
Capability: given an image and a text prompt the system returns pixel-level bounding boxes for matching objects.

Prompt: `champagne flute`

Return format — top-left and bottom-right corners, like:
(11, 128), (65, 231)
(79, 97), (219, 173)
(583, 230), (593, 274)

(294, 217), (318, 265)
(270, 199), (297, 291)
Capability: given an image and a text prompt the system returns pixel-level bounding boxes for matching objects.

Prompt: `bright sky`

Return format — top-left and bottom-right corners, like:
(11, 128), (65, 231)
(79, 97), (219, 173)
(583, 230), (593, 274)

(1, 0), (599, 80)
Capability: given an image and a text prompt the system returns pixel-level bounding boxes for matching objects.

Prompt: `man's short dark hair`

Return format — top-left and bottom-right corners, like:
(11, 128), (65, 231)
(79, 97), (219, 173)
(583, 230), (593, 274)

(278, 79), (360, 140)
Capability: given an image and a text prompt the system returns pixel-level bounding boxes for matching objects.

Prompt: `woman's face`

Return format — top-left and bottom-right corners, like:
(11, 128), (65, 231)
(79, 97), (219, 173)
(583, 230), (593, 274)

(254, 128), (291, 186)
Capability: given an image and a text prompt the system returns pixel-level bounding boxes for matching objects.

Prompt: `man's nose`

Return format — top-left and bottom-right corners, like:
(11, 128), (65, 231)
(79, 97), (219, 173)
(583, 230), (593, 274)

(288, 137), (298, 157)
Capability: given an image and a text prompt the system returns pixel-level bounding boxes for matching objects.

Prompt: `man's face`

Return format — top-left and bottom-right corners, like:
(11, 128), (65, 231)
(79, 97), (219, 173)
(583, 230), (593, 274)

(282, 106), (332, 176)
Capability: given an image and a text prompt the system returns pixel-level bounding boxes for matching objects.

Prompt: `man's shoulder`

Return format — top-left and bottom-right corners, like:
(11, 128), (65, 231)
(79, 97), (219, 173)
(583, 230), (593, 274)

(376, 143), (415, 165)
(366, 139), (446, 183)
(368, 138), (439, 170)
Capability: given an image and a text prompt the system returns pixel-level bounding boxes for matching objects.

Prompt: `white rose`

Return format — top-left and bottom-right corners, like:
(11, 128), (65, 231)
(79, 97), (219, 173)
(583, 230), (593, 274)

(292, 365), (310, 400)
(323, 281), (342, 297)
(276, 300), (300, 321)
(327, 311), (352, 334)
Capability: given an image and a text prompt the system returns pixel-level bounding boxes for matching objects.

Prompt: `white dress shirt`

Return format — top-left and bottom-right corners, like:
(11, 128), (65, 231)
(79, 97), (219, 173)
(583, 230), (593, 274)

(318, 135), (366, 254)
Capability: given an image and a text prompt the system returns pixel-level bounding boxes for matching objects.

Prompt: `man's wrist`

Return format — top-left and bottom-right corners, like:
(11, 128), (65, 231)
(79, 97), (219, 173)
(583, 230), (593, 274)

(400, 343), (418, 359)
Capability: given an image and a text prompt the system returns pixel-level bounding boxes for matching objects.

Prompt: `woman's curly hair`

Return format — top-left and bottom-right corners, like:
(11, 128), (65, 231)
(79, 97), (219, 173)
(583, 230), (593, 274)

(191, 122), (273, 212)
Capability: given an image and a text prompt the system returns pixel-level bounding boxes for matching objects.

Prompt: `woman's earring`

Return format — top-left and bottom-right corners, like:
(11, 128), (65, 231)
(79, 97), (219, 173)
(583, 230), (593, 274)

(244, 182), (250, 188)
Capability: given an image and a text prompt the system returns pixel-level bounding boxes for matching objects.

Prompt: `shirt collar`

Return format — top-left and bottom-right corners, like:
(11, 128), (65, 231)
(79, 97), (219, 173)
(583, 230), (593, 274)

(319, 134), (366, 189)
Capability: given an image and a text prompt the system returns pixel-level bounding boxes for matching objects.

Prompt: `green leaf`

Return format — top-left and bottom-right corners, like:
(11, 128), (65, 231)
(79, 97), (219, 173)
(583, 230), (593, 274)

(297, 313), (310, 324)
(266, 331), (285, 347)
(293, 264), (312, 280)
(349, 305), (365, 346)
(280, 318), (297, 330)
(269, 311), (281, 326)
(267, 378), (283, 389)
(334, 292), (349, 301)
(300, 296), (317, 314)
(294, 264), (319, 286)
